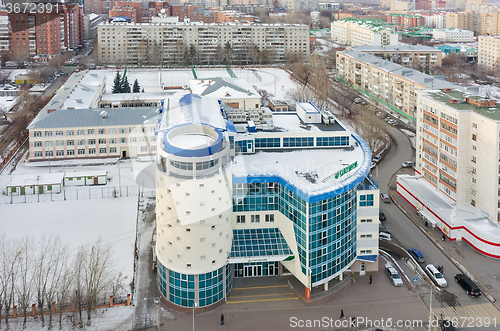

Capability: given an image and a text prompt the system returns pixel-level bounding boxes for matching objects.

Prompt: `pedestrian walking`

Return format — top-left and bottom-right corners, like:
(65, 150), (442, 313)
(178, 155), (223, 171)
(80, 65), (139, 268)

(220, 314), (224, 325)
(340, 309), (344, 319)
(441, 266), (444, 275)
(351, 317), (356, 327)
(369, 275), (373, 284)
(442, 234), (446, 241)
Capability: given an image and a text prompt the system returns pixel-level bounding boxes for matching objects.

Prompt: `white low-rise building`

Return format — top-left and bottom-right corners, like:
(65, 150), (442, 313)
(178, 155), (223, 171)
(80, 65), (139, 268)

(331, 19), (399, 46)
(432, 28), (474, 42)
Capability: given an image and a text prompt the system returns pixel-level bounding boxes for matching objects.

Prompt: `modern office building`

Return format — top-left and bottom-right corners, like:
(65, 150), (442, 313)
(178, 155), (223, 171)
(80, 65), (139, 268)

(336, 49), (458, 120)
(97, 21), (309, 65)
(478, 35), (500, 69)
(331, 18), (399, 46)
(154, 93), (379, 310)
(432, 28), (474, 43)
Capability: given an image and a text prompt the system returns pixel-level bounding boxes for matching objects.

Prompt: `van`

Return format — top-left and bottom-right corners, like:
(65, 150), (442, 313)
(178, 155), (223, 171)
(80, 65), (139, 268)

(379, 232), (392, 241)
(408, 249), (425, 263)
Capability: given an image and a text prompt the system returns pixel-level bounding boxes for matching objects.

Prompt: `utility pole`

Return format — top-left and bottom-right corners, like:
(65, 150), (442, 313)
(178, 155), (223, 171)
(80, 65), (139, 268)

(118, 161), (122, 197)
(428, 287), (432, 331)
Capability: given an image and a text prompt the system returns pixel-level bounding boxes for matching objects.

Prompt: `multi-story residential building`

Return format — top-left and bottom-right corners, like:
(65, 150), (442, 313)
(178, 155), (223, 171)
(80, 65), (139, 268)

(97, 21), (309, 65)
(422, 13), (447, 29)
(109, 1), (172, 23)
(8, 4), (84, 59)
(390, 0), (415, 11)
(350, 45), (442, 74)
(319, 2), (340, 11)
(0, 11), (10, 53)
(478, 35), (500, 68)
(477, 12), (500, 36)
(415, 88), (500, 222)
(84, 0), (115, 15)
(331, 18), (399, 46)
(387, 13), (425, 31)
(432, 28), (474, 42)
(154, 93), (379, 310)
(445, 11), (474, 32)
(336, 49), (459, 120)
(84, 13), (104, 40)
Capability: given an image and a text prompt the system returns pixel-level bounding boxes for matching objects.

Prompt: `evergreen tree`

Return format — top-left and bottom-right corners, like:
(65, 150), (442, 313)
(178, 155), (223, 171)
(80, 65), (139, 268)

(121, 76), (131, 93)
(132, 79), (140, 93)
(112, 71), (121, 93)
(189, 44), (197, 65)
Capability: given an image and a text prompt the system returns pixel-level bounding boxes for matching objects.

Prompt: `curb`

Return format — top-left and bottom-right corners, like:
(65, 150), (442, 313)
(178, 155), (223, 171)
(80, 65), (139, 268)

(388, 182), (497, 305)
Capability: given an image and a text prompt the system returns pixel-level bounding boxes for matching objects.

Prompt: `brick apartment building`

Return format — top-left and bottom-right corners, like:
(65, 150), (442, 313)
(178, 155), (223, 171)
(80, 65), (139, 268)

(8, 4), (84, 59)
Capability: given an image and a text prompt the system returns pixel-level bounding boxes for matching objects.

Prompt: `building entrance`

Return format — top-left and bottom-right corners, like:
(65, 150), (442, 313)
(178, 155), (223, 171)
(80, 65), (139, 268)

(234, 262), (280, 278)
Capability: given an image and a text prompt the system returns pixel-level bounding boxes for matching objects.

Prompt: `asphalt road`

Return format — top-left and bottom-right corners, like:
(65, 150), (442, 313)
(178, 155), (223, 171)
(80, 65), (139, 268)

(371, 126), (494, 319)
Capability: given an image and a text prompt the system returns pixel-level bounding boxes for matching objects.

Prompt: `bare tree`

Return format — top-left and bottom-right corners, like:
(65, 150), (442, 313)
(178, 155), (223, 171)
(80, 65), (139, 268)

(34, 235), (60, 328)
(0, 69), (12, 85)
(15, 237), (33, 329)
(353, 104), (387, 152)
(73, 247), (85, 329)
(45, 238), (67, 329)
(82, 239), (115, 326)
(57, 259), (74, 330)
(0, 235), (21, 329)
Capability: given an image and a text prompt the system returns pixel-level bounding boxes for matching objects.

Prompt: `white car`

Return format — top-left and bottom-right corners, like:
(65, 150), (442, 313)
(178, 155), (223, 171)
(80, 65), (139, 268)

(402, 161), (414, 168)
(372, 154), (382, 163)
(385, 264), (403, 287)
(426, 264), (447, 287)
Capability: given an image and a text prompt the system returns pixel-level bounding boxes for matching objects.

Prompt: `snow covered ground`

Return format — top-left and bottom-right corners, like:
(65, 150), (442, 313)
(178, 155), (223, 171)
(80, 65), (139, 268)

(5, 305), (134, 331)
(0, 96), (17, 112)
(0, 152), (158, 283)
(101, 67), (298, 101)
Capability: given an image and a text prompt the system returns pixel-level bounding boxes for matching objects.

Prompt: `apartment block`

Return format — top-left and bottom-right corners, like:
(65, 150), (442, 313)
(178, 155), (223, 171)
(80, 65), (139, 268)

(478, 35), (500, 68)
(350, 44), (442, 74)
(478, 12), (500, 36)
(97, 21), (309, 65)
(84, 0), (115, 15)
(0, 11), (10, 52)
(445, 11), (475, 32)
(110, 1), (172, 23)
(432, 28), (474, 42)
(387, 13), (425, 31)
(8, 5), (84, 59)
(415, 88), (500, 222)
(336, 49), (457, 119)
(422, 13), (447, 29)
(331, 18), (399, 46)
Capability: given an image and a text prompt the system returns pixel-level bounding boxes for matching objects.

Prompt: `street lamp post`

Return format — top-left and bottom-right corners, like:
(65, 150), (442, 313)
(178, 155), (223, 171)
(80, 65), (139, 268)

(192, 302), (197, 331)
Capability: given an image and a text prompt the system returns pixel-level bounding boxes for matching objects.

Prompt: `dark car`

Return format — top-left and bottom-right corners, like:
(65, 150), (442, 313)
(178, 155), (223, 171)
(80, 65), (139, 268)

(441, 319), (456, 331)
(379, 211), (386, 221)
(455, 274), (481, 297)
(408, 248), (425, 263)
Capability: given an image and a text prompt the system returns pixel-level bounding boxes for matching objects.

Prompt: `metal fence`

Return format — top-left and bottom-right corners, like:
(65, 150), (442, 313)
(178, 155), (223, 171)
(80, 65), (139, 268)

(0, 185), (156, 204)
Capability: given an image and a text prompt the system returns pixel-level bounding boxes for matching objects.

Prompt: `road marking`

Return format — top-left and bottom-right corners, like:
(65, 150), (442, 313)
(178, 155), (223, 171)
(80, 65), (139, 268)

(227, 297), (299, 304)
(352, 277), (356, 283)
(433, 303), (500, 322)
(232, 285), (289, 290)
(229, 292), (295, 299)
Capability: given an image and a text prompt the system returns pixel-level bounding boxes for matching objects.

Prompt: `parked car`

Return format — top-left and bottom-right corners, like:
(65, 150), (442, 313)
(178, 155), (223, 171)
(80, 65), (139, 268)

(426, 264), (447, 287)
(379, 224), (390, 233)
(379, 232), (392, 241)
(408, 249), (425, 263)
(454, 274), (481, 297)
(379, 211), (386, 221)
(370, 162), (376, 169)
(372, 154), (382, 163)
(380, 193), (391, 203)
(385, 264), (403, 287)
(402, 161), (415, 168)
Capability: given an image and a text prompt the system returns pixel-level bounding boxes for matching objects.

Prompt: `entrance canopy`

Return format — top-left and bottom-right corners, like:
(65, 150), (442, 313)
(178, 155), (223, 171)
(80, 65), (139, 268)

(228, 228), (294, 264)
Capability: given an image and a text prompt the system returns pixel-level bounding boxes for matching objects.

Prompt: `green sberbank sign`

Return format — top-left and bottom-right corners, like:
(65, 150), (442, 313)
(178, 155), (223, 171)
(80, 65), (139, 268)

(334, 161), (358, 179)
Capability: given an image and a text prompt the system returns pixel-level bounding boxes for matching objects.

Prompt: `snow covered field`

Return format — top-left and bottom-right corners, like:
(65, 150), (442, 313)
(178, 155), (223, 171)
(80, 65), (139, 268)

(102, 67), (298, 101)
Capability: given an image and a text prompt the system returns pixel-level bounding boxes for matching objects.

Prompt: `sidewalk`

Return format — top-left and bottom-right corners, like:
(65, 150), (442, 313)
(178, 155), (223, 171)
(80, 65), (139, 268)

(389, 169), (500, 310)
(159, 258), (429, 331)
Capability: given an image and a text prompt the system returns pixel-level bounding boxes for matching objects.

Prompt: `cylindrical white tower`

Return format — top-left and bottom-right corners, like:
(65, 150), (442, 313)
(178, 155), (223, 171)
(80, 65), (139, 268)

(156, 122), (233, 309)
